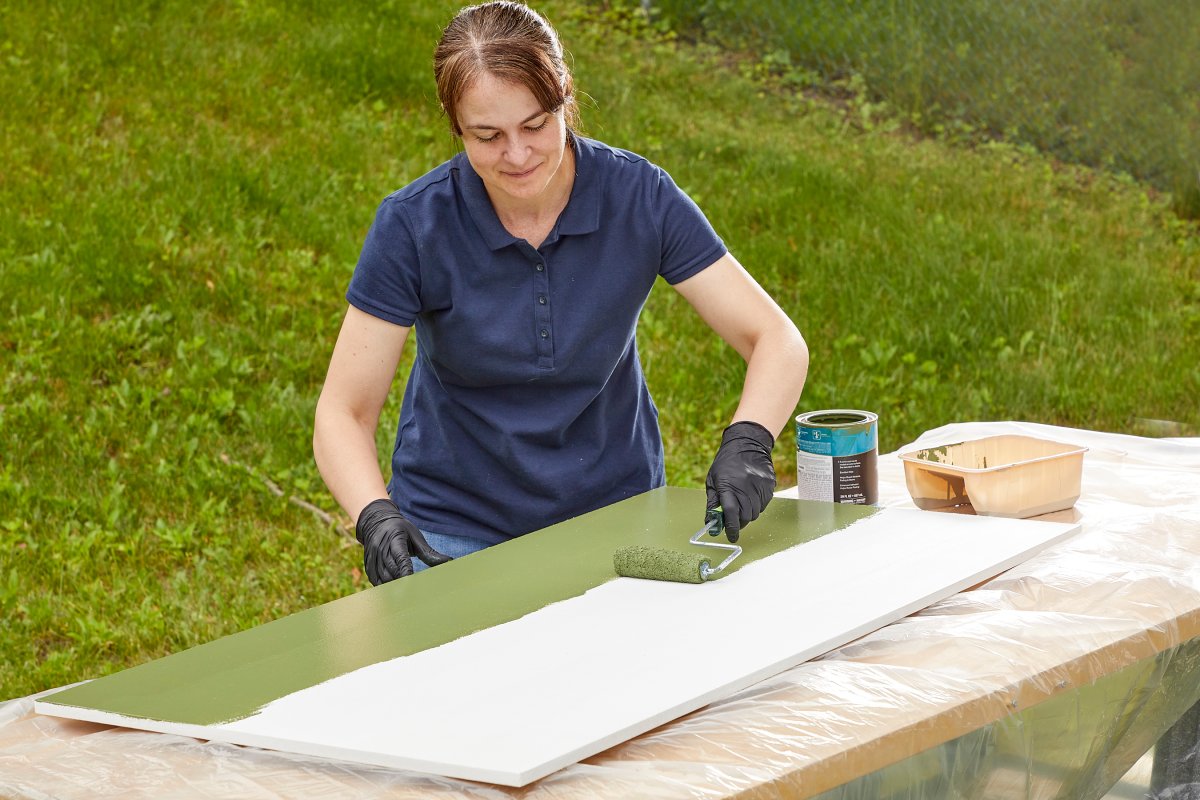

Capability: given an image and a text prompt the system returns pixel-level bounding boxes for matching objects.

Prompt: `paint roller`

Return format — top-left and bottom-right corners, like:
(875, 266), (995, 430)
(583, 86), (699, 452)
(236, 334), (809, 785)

(612, 508), (741, 584)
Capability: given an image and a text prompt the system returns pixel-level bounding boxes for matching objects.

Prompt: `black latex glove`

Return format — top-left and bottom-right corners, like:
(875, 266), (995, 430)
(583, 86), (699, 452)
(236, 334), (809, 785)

(704, 421), (776, 543)
(355, 498), (453, 585)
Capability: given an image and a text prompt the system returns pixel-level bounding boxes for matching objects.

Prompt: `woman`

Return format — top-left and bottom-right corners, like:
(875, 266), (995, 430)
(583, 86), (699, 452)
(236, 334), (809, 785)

(313, 1), (808, 586)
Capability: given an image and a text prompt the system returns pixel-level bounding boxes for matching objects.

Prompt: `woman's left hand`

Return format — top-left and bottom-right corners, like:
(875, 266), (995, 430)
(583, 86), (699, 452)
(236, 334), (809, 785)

(704, 421), (777, 543)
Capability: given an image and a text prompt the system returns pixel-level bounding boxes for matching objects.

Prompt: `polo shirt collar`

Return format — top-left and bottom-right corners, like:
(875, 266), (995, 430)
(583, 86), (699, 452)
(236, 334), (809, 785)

(456, 135), (601, 252)
(557, 135), (601, 237)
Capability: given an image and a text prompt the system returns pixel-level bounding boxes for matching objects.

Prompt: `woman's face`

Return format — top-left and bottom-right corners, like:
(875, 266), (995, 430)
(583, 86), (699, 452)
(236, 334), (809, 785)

(458, 72), (570, 209)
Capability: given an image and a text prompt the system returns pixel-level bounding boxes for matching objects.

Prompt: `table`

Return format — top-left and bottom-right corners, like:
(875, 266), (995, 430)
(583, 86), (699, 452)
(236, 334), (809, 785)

(3, 421), (1199, 799)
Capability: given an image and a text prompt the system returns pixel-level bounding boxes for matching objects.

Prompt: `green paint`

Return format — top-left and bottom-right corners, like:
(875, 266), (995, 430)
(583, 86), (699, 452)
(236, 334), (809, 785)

(44, 488), (876, 725)
(914, 445), (951, 464)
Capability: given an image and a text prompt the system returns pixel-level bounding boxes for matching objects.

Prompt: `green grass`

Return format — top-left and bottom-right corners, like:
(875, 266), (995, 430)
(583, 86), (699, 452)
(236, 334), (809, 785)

(1, 0), (1198, 701)
(651, 0), (1200, 218)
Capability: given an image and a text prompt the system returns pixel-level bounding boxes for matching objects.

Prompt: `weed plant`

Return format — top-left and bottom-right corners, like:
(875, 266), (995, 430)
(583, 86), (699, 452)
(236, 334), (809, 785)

(1, 0), (1198, 700)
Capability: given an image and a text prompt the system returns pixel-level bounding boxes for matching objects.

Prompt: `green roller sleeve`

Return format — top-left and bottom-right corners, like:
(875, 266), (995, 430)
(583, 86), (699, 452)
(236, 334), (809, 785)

(612, 545), (709, 584)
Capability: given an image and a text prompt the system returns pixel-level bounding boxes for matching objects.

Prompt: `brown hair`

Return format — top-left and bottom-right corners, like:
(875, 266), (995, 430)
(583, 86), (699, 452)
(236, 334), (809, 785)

(434, 1), (579, 138)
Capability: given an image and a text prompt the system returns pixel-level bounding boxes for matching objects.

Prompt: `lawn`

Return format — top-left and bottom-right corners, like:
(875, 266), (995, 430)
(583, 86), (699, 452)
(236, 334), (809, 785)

(1, 0), (1197, 700)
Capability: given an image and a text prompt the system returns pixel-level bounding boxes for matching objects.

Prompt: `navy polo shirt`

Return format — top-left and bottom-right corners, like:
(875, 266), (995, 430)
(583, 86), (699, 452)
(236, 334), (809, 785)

(346, 136), (726, 543)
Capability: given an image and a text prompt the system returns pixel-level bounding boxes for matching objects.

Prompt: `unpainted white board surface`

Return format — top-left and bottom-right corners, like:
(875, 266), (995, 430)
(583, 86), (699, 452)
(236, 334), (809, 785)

(38, 508), (1079, 786)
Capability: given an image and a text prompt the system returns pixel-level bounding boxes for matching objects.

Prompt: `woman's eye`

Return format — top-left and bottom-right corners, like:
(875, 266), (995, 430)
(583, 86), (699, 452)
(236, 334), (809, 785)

(472, 118), (547, 142)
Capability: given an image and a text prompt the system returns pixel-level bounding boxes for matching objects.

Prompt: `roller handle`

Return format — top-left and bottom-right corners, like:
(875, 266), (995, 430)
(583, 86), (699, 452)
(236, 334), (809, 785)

(705, 507), (725, 538)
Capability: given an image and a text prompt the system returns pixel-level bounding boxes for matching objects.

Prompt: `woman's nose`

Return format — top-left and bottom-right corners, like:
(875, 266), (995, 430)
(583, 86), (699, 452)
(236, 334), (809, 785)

(504, 134), (531, 164)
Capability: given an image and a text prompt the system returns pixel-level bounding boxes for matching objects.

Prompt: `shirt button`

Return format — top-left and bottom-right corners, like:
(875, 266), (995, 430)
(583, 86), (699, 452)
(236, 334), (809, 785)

(538, 294), (547, 305)
(540, 329), (549, 339)
(535, 262), (545, 272)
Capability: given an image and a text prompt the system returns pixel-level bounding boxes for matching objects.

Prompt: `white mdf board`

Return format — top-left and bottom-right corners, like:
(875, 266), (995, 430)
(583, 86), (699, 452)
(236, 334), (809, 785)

(39, 508), (1079, 786)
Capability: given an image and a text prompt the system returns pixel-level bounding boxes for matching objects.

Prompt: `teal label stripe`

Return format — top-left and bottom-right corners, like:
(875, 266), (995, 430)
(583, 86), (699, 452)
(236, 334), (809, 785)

(43, 487), (877, 726)
(798, 424), (877, 458)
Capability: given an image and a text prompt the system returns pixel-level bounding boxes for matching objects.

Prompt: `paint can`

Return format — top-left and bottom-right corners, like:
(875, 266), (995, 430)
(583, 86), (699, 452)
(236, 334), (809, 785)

(795, 410), (879, 505)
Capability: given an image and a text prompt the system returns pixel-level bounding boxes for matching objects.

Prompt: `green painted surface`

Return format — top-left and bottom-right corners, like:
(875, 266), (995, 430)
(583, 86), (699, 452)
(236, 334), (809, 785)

(44, 487), (876, 725)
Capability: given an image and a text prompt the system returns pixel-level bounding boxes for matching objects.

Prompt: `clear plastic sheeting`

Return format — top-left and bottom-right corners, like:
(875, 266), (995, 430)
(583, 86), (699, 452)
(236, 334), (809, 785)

(3, 421), (1199, 799)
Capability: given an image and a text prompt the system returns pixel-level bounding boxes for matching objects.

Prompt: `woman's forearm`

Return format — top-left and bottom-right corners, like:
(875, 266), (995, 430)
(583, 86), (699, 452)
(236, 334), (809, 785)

(730, 322), (810, 441)
(313, 400), (392, 524)
(313, 307), (411, 524)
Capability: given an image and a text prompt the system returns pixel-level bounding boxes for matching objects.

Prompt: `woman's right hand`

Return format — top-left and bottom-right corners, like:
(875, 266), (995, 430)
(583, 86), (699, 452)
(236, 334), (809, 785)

(355, 499), (453, 584)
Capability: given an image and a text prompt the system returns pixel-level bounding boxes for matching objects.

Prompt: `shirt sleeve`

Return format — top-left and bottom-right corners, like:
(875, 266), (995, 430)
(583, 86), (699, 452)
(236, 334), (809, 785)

(653, 166), (728, 285)
(345, 198), (422, 327)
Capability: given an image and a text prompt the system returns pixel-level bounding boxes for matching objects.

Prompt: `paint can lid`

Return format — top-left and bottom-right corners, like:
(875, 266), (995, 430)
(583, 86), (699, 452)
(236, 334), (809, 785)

(796, 409), (879, 428)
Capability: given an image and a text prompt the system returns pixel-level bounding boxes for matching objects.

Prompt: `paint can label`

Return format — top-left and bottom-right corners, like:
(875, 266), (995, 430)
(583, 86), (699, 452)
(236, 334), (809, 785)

(795, 410), (879, 505)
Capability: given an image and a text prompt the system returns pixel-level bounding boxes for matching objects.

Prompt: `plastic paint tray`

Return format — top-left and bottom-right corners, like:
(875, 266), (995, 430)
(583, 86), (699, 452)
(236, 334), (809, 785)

(898, 435), (1088, 518)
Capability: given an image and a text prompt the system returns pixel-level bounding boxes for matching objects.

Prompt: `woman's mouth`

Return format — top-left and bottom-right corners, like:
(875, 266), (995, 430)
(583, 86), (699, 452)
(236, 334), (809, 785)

(503, 164), (539, 179)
